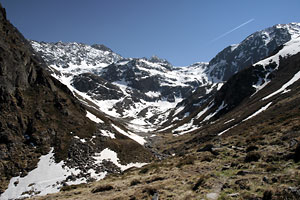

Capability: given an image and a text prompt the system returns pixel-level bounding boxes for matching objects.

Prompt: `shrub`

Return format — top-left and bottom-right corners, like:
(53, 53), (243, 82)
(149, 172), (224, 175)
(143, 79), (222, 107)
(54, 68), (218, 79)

(142, 187), (157, 196)
(246, 145), (258, 152)
(139, 163), (160, 174)
(294, 144), (300, 162)
(265, 165), (278, 172)
(130, 179), (141, 186)
(91, 185), (113, 193)
(244, 151), (261, 162)
(139, 167), (149, 174)
(262, 190), (273, 200)
(192, 176), (205, 191)
(60, 183), (86, 192)
(176, 155), (195, 168)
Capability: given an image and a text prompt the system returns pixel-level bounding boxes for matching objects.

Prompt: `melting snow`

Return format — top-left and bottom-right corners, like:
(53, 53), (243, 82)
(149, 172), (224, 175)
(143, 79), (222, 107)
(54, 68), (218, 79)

(243, 102), (272, 122)
(145, 91), (161, 98)
(173, 106), (185, 116)
(74, 136), (87, 143)
(1, 146), (147, 199)
(111, 124), (146, 145)
(1, 148), (82, 200)
(218, 124), (238, 136)
(231, 44), (239, 51)
(252, 76), (271, 96)
(86, 111), (104, 123)
(217, 82), (224, 90)
(224, 119), (235, 124)
(252, 36), (300, 94)
(93, 148), (147, 171)
(172, 119), (199, 135)
(100, 130), (116, 139)
(158, 124), (175, 132)
(203, 101), (226, 121)
(262, 71), (300, 100)
(196, 104), (213, 119)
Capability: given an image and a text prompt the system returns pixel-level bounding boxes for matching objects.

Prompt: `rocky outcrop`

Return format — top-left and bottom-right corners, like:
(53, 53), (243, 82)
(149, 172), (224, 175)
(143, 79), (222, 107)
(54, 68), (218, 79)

(31, 41), (122, 68)
(72, 73), (125, 100)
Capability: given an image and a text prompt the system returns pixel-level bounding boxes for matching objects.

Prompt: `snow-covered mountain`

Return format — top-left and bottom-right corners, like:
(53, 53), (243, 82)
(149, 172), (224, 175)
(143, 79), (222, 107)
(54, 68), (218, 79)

(31, 40), (211, 131)
(31, 41), (122, 68)
(29, 23), (300, 134)
(206, 22), (300, 81)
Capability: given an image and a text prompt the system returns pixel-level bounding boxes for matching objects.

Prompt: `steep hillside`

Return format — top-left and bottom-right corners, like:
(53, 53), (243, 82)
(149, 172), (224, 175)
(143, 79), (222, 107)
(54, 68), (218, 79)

(0, 4), (152, 199)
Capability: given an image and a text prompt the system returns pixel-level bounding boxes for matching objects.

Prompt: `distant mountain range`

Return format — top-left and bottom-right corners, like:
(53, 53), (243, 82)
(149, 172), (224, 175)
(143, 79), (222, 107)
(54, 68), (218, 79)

(30, 22), (300, 133)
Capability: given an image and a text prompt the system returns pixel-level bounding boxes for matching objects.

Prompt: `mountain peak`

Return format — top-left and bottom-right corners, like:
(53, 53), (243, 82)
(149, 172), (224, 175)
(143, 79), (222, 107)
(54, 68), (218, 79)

(30, 40), (123, 68)
(148, 55), (171, 65)
(91, 44), (113, 52)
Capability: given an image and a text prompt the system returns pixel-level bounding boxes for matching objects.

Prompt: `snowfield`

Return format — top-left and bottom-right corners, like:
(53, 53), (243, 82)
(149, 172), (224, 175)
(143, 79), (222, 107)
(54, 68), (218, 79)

(1, 148), (147, 200)
(86, 111), (104, 123)
(1, 148), (82, 199)
(262, 71), (300, 100)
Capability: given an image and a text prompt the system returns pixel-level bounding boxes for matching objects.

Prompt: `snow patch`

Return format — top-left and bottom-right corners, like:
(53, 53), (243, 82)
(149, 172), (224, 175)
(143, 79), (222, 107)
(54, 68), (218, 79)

(224, 119), (235, 124)
(86, 111), (104, 123)
(1, 148), (82, 200)
(218, 124), (238, 136)
(100, 130), (116, 139)
(172, 119), (199, 135)
(262, 71), (300, 100)
(203, 101), (226, 121)
(196, 104), (213, 119)
(231, 44), (239, 51)
(111, 124), (146, 145)
(173, 106), (185, 116)
(93, 148), (147, 171)
(243, 102), (272, 122)
(145, 91), (161, 98)
(252, 37), (300, 95)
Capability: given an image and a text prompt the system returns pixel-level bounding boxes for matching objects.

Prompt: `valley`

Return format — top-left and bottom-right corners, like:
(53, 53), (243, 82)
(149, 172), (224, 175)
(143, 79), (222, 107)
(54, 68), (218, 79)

(0, 2), (300, 199)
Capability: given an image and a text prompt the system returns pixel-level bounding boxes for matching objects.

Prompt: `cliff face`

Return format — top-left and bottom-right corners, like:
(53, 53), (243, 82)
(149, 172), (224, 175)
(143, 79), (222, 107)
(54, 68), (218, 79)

(0, 4), (96, 192)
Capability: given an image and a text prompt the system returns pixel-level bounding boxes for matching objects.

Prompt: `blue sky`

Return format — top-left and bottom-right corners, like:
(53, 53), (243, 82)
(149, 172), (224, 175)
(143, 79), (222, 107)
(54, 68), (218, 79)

(1, 0), (300, 66)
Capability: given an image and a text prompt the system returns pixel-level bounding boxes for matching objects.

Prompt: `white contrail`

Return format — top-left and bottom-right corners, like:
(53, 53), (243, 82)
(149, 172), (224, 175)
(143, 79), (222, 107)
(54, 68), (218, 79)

(211, 18), (255, 42)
